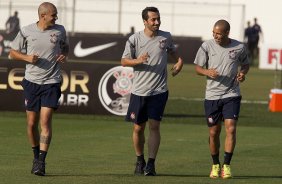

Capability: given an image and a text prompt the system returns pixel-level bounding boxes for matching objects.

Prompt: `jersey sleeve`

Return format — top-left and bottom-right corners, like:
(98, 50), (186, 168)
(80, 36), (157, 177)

(60, 27), (69, 54)
(10, 28), (26, 51)
(122, 35), (136, 59)
(166, 33), (176, 53)
(194, 42), (209, 67)
(239, 45), (249, 65)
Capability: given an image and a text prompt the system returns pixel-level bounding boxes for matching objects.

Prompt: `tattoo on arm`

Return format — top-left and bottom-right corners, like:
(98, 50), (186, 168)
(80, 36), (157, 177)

(40, 135), (51, 145)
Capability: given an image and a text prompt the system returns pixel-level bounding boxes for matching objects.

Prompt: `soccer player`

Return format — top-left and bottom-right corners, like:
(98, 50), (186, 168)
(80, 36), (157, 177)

(121, 7), (183, 176)
(194, 19), (249, 179)
(9, 2), (69, 176)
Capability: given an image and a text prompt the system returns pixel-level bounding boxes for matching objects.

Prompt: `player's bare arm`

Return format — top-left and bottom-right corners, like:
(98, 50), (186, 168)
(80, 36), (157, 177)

(237, 64), (250, 82)
(169, 52), (183, 76)
(195, 65), (219, 79)
(121, 52), (149, 67)
(171, 57), (183, 76)
(56, 54), (67, 63)
(56, 41), (69, 63)
(9, 49), (39, 64)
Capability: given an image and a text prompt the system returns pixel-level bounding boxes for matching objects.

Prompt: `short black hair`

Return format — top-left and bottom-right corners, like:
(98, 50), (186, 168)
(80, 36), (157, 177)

(214, 19), (230, 32)
(142, 7), (159, 21)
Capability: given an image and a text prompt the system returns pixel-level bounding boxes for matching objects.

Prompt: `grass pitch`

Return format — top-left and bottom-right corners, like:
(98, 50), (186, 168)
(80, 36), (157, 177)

(0, 65), (282, 184)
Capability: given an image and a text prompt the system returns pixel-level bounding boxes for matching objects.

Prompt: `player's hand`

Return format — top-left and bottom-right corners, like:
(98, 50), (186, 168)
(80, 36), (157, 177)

(207, 68), (219, 79)
(136, 52), (149, 64)
(56, 54), (67, 63)
(236, 72), (245, 82)
(171, 57), (183, 77)
(28, 54), (39, 64)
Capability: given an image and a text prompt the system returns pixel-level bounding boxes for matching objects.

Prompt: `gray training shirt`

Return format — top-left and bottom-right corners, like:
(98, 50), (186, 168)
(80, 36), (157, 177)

(194, 39), (249, 100)
(122, 30), (176, 96)
(11, 23), (68, 85)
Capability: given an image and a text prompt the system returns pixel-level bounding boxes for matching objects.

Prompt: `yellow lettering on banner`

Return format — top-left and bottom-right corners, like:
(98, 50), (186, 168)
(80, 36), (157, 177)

(9, 68), (24, 90)
(0, 67), (8, 89)
(70, 71), (89, 93)
(1, 68), (90, 93)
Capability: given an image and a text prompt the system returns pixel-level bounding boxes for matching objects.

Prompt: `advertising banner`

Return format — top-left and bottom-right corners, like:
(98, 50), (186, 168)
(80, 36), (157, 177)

(0, 60), (133, 115)
(259, 43), (282, 70)
(0, 30), (202, 64)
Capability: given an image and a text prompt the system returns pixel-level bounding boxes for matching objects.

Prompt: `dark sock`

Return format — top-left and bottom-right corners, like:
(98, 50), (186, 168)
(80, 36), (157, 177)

(32, 146), (40, 160)
(137, 154), (145, 162)
(223, 152), (233, 165)
(211, 153), (220, 165)
(147, 158), (155, 165)
(39, 150), (47, 162)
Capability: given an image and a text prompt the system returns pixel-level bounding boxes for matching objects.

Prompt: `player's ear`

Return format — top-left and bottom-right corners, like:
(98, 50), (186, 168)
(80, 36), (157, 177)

(143, 19), (146, 25)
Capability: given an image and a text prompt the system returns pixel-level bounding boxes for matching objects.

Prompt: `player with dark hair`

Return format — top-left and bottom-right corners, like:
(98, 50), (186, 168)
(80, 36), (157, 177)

(5, 11), (20, 38)
(252, 17), (263, 59)
(244, 21), (255, 64)
(121, 6), (183, 176)
(194, 19), (249, 179)
(9, 2), (69, 176)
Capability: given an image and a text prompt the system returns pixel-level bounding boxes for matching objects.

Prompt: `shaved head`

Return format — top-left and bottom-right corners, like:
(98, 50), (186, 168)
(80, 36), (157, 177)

(214, 19), (230, 32)
(212, 19), (231, 46)
(38, 2), (56, 18)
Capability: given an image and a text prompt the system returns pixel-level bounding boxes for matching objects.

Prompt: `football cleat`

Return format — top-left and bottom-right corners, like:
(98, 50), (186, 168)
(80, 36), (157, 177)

(209, 164), (221, 178)
(221, 164), (232, 179)
(144, 163), (156, 176)
(33, 160), (46, 176)
(134, 160), (146, 175)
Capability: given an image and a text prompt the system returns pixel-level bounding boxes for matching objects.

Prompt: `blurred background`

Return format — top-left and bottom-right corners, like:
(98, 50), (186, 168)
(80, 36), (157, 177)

(1, 0), (282, 42)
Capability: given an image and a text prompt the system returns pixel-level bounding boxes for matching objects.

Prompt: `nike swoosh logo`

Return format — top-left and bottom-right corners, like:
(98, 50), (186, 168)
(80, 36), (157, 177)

(74, 41), (117, 57)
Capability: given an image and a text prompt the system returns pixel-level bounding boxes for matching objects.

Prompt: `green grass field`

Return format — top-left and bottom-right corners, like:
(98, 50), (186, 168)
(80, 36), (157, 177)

(0, 64), (282, 184)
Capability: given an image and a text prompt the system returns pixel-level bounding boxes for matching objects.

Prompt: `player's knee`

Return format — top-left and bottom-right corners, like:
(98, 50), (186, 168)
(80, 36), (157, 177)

(226, 126), (236, 135)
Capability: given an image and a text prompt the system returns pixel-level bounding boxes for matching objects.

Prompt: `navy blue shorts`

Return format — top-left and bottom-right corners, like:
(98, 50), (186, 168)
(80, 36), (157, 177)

(125, 91), (169, 124)
(21, 79), (61, 112)
(204, 96), (242, 127)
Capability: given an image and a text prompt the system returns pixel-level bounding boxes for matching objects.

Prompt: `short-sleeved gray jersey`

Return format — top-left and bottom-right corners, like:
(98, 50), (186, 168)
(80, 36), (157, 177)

(122, 30), (175, 96)
(194, 39), (249, 100)
(11, 23), (68, 84)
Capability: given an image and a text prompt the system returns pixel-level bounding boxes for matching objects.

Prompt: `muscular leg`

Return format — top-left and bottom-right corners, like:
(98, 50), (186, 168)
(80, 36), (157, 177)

(147, 119), (160, 159)
(224, 119), (237, 153)
(133, 122), (146, 156)
(209, 123), (221, 155)
(39, 107), (54, 152)
(26, 111), (40, 147)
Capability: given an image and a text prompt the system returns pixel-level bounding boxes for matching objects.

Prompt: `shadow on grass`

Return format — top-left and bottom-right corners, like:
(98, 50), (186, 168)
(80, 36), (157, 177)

(234, 175), (282, 179)
(46, 173), (207, 178)
(158, 173), (207, 177)
(164, 113), (205, 118)
(45, 173), (133, 177)
(45, 173), (282, 179)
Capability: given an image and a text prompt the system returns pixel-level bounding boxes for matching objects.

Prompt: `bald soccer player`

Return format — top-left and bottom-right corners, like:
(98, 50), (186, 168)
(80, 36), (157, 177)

(10, 2), (69, 176)
(194, 19), (249, 179)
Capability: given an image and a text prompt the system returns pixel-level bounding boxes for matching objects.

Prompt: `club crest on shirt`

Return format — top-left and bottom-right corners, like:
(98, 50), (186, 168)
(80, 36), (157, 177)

(229, 49), (237, 59)
(50, 33), (58, 44)
(229, 48), (242, 59)
(159, 39), (167, 50)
